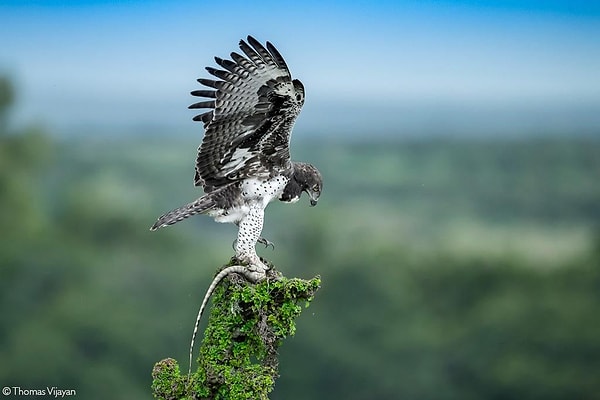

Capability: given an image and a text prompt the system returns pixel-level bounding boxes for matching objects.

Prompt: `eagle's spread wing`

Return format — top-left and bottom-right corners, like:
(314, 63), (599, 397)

(190, 36), (305, 192)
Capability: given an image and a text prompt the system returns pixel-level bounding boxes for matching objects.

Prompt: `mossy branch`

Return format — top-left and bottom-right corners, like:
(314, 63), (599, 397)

(152, 264), (320, 400)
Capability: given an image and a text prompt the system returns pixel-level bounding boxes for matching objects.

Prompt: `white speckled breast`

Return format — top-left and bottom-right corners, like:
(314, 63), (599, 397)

(241, 176), (289, 207)
(212, 176), (289, 224)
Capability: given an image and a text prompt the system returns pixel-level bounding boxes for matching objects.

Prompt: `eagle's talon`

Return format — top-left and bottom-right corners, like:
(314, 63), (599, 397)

(233, 237), (275, 251)
(257, 237), (275, 250)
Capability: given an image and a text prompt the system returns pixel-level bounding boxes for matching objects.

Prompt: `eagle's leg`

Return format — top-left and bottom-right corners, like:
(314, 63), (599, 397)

(234, 207), (269, 279)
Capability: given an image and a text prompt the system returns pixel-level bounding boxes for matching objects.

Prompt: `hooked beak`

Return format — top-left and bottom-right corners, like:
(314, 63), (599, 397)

(308, 191), (319, 207)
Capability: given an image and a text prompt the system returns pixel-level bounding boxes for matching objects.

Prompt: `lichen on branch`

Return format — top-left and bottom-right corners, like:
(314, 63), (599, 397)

(152, 266), (320, 400)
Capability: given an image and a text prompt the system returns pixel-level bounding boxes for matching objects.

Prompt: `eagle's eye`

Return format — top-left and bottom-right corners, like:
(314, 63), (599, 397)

(312, 184), (319, 192)
(296, 94), (302, 101)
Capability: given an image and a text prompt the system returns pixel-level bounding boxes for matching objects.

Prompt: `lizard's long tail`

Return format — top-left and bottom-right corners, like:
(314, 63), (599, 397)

(150, 196), (215, 231)
(188, 265), (254, 377)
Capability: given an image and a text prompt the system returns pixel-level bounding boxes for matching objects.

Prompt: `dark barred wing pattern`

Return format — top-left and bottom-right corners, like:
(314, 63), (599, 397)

(190, 35), (305, 192)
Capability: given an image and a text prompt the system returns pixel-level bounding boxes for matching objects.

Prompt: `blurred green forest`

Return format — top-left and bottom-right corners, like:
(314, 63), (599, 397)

(1, 76), (600, 399)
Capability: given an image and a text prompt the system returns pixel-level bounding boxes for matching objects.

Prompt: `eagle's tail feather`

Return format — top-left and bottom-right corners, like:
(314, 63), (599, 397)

(150, 196), (214, 231)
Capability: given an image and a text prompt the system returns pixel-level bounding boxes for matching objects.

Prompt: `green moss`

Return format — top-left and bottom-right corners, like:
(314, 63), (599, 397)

(151, 264), (320, 400)
(151, 358), (188, 400)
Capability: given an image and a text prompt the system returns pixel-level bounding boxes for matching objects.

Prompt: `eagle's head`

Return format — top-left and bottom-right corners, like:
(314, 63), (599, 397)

(280, 162), (323, 206)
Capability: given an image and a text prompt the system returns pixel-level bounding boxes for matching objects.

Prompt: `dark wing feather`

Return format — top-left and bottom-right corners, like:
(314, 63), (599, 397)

(189, 35), (305, 191)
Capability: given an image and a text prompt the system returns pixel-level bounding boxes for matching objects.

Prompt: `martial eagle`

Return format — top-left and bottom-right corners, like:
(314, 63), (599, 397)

(151, 36), (323, 274)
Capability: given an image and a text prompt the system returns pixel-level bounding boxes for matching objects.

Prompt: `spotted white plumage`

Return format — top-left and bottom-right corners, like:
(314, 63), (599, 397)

(151, 36), (323, 274)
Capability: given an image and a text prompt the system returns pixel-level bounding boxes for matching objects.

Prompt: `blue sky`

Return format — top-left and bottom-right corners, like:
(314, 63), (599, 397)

(1, 0), (599, 137)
